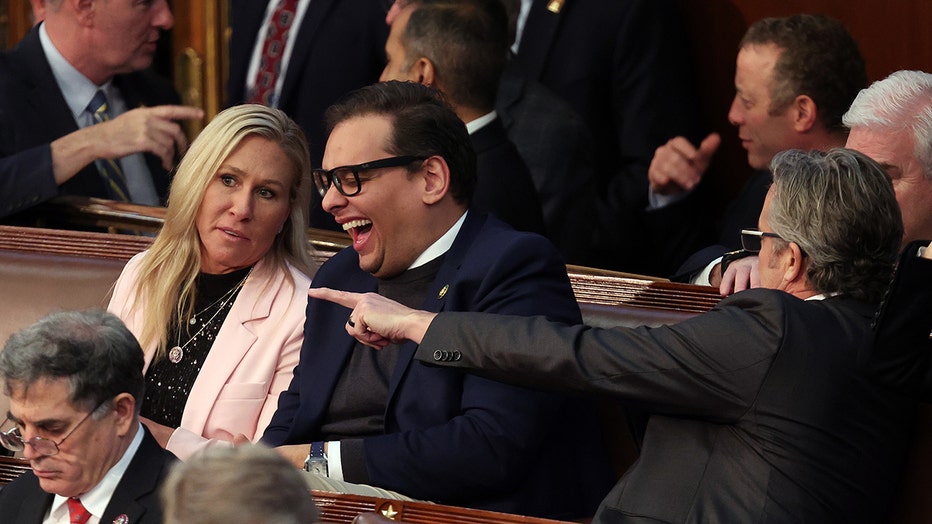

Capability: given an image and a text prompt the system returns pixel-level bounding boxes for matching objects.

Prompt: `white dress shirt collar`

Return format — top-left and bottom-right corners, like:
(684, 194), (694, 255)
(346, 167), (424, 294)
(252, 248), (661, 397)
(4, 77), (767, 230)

(38, 22), (112, 126)
(409, 211), (468, 269)
(465, 111), (497, 135)
(45, 423), (145, 524)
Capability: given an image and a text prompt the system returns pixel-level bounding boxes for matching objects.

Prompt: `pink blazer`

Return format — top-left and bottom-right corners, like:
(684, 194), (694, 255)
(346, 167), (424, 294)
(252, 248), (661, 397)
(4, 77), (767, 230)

(108, 251), (312, 459)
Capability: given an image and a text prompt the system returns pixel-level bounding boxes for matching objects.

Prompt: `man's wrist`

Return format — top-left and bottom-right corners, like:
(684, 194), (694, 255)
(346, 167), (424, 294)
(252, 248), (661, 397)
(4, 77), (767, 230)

(304, 441), (329, 476)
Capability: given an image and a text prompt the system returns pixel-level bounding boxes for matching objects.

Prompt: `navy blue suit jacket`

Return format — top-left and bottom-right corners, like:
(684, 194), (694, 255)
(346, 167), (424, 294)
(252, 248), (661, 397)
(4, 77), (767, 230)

(264, 212), (611, 518)
(0, 26), (179, 221)
(0, 427), (176, 524)
(228, 0), (387, 230)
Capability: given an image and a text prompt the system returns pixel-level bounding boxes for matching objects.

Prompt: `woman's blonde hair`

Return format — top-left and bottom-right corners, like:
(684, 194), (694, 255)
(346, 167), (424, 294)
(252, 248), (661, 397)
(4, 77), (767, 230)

(132, 104), (315, 359)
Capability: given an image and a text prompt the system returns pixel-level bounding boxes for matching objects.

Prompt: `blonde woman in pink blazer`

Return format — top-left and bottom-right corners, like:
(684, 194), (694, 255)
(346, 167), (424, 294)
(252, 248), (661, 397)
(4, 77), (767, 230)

(108, 104), (316, 460)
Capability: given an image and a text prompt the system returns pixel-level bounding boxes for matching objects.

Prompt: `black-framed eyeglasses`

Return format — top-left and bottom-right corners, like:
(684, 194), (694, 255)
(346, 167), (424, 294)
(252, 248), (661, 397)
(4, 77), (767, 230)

(311, 156), (427, 198)
(740, 229), (785, 253)
(0, 398), (109, 456)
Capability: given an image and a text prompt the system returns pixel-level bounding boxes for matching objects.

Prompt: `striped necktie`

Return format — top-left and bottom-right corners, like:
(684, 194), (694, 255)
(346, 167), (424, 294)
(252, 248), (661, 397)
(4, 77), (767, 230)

(87, 90), (131, 201)
(248, 0), (299, 106)
(66, 497), (92, 524)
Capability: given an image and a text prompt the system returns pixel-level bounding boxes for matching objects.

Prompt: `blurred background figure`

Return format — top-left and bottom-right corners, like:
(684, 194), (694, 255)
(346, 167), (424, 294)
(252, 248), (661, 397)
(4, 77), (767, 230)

(108, 104), (316, 460)
(227, 0), (388, 231)
(381, 0), (545, 235)
(161, 444), (320, 524)
(0, 0), (203, 224)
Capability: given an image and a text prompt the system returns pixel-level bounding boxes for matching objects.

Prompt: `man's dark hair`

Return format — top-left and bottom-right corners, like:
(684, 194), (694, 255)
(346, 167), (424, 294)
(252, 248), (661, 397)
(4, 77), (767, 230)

(742, 14), (866, 132)
(325, 80), (477, 205)
(403, 0), (509, 111)
(0, 309), (146, 415)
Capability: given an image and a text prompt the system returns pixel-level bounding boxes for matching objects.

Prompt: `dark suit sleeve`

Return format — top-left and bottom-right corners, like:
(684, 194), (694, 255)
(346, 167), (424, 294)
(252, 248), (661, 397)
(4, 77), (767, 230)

(354, 233), (585, 502)
(0, 145), (58, 218)
(416, 290), (788, 419)
(863, 241), (932, 399)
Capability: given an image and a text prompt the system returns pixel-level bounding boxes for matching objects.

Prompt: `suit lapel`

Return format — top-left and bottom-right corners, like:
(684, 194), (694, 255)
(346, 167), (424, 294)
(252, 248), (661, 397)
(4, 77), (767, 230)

(19, 480), (54, 524)
(101, 428), (172, 524)
(228, 0), (272, 102)
(278, 0), (338, 107)
(386, 212), (486, 403)
(14, 28), (81, 142)
(515, 0), (565, 80)
(179, 259), (277, 435)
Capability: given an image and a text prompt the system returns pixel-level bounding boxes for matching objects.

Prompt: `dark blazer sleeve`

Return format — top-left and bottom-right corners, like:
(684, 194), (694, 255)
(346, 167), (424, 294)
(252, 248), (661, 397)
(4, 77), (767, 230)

(863, 240), (932, 399)
(415, 289), (790, 418)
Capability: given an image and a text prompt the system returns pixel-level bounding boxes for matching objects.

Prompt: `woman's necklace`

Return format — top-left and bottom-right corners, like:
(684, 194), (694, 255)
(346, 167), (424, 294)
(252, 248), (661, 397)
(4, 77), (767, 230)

(167, 268), (251, 364)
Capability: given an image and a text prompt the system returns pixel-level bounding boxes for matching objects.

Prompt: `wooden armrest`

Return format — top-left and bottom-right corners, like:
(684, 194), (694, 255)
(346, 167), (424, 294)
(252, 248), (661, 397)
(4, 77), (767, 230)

(0, 456), (30, 485)
(311, 491), (574, 523)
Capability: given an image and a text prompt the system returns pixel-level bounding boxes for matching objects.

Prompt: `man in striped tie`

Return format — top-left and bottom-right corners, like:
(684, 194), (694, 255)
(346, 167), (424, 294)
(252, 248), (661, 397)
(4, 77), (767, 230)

(0, 0), (204, 222)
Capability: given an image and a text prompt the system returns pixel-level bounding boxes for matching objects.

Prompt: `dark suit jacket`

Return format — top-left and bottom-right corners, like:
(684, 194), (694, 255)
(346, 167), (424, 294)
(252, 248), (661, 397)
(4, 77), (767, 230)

(863, 240), (932, 399)
(671, 169), (771, 281)
(0, 427), (176, 524)
(513, 0), (701, 273)
(470, 118), (546, 235)
(228, 0), (388, 230)
(417, 290), (915, 523)
(495, 65), (595, 264)
(0, 25), (179, 221)
(263, 212), (611, 518)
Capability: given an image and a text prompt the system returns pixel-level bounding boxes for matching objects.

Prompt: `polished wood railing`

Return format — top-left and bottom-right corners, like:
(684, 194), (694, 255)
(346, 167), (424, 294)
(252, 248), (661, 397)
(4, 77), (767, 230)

(0, 456), (572, 523)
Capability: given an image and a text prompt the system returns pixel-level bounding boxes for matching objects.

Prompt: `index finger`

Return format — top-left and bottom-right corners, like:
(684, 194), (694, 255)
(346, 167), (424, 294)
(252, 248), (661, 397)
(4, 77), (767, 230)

(147, 105), (205, 121)
(665, 136), (700, 161)
(308, 287), (361, 309)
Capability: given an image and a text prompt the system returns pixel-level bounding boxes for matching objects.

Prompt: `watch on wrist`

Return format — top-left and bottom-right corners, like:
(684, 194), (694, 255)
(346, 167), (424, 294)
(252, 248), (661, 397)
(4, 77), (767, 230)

(720, 249), (753, 278)
(304, 441), (328, 476)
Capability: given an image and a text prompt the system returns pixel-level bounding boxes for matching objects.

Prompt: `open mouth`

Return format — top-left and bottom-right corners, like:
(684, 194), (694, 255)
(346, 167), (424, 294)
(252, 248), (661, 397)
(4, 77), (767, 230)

(343, 219), (373, 244)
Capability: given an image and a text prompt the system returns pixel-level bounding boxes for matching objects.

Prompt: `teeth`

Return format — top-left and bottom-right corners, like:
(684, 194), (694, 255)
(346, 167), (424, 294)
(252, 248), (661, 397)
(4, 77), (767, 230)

(223, 229), (240, 237)
(342, 219), (372, 231)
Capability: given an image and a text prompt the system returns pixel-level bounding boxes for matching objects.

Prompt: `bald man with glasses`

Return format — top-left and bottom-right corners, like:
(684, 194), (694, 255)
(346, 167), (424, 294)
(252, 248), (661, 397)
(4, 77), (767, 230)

(0, 310), (176, 524)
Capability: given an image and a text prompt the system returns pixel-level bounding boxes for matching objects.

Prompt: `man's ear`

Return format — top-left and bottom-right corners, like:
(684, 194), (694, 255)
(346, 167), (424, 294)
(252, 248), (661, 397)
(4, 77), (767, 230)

(420, 156), (450, 205)
(791, 95), (818, 133)
(782, 241), (807, 284)
(70, 0), (96, 25)
(110, 392), (137, 437)
(410, 57), (436, 87)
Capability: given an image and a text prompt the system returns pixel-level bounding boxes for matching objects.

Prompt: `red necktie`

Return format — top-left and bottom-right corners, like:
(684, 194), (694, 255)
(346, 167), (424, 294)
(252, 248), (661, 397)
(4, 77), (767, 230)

(67, 497), (92, 524)
(248, 0), (299, 105)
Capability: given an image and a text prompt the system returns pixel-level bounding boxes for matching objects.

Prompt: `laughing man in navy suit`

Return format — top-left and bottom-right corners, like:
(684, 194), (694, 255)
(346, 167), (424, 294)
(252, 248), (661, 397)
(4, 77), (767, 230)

(262, 81), (611, 519)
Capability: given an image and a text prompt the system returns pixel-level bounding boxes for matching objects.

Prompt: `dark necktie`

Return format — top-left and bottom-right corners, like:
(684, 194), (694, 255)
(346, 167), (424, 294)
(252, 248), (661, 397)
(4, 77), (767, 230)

(87, 90), (131, 201)
(66, 497), (92, 524)
(248, 0), (299, 106)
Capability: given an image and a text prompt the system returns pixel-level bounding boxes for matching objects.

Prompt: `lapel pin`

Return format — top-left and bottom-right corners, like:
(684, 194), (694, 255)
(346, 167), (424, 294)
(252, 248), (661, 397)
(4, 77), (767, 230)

(547, 0), (564, 14)
(113, 515), (129, 524)
(438, 284), (449, 299)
